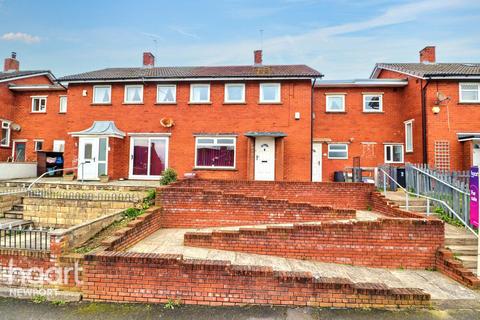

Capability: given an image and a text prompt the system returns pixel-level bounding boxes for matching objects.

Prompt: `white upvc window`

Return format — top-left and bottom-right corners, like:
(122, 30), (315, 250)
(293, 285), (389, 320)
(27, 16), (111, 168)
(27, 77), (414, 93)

(124, 85), (143, 104)
(59, 96), (67, 113)
(328, 143), (348, 159)
(34, 139), (44, 152)
(363, 94), (383, 112)
(260, 83), (281, 103)
(1, 120), (11, 147)
(224, 83), (245, 103)
(31, 96), (47, 113)
(190, 84), (211, 103)
(195, 136), (236, 169)
(92, 85), (112, 104)
(404, 120), (414, 152)
(326, 94), (345, 112)
(385, 144), (404, 163)
(53, 140), (65, 152)
(459, 83), (480, 103)
(157, 85), (176, 103)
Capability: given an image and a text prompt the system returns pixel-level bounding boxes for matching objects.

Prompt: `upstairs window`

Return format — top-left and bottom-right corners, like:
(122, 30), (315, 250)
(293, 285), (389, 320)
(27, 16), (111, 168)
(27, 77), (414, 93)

(363, 94), (383, 112)
(405, 120), (413, 152)
(459, 83), (480, 103)
(124, 85), (143, 104)
(225, 84), (245, 103)
(34, 140), (43, 152)
(385, 144), (404, 163)
(31, 96), (47, 113)
(260, 83), (281, 103)
(326, 94), (345, 112)
(190, 84), (210, 103)
(328, 143), (348, 159)
(195, 137), (236, 168)
(157, 85), (176, 103)
(93, 85), (111, 104)
(1, 120), (10, 147)
(59, 96), (67, 113)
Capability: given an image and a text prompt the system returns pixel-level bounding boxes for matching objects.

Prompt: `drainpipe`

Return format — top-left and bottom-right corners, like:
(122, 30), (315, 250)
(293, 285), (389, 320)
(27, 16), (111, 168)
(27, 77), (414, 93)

(421, 79), (430, 164)
(310, 77), (318, 181)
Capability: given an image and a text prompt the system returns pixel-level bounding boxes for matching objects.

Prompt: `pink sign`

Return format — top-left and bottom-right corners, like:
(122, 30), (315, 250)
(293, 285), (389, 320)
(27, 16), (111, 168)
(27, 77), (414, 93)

(470, 167), (479, 228)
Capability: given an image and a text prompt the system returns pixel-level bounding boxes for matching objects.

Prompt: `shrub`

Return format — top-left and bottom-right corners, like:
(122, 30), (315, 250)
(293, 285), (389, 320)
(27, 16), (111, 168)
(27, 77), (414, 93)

(160, 168), (178, 185)
(124, 208), (143, 219)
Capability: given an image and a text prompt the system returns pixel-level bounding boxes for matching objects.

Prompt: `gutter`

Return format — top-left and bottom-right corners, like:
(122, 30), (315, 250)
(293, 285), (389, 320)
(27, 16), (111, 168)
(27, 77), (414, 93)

(310, 77), (318, 181)
(421, 79), (430, 164)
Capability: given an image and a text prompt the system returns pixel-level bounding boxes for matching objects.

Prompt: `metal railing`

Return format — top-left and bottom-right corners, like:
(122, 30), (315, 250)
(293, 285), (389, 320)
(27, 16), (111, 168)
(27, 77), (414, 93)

(405, 163), (471, 228)
(0, 226), (50, 251)
(26, 189), (141, 202)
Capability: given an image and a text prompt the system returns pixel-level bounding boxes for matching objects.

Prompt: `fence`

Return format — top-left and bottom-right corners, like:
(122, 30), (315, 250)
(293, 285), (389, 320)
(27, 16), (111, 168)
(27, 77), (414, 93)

(0, 226), (50, 251)
(1, 188), (142, 202)
(405, 163), (471, 228)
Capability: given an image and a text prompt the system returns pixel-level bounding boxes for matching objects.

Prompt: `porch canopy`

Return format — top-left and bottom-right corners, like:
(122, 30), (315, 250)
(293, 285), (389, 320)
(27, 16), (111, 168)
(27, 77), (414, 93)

(457, 133), (480, 142)
(244, 131), (287, 138)
(69, 121), (126, 138)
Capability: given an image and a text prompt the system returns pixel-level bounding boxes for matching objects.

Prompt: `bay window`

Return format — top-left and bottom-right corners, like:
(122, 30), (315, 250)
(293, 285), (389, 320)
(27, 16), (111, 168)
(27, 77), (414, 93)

(195, 136), (236, 168)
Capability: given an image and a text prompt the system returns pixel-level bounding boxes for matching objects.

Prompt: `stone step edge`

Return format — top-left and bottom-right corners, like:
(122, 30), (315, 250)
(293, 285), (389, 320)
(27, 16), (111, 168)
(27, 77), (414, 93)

(0, 286), (82, 302)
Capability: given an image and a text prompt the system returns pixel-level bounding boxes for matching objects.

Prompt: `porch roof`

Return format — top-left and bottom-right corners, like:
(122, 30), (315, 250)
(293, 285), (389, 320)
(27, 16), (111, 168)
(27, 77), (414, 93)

(457, 132), (480, 142)
(244, 131), (287, 138)
(69, 121), (126, 138)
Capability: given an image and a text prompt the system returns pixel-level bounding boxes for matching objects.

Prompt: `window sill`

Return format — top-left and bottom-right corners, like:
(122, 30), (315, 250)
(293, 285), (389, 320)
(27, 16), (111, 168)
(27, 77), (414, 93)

(193, 167), (238, 171)
(91, 103), (112, 106)
(458, 102), (480, 105)
(362, 111), (384, 114)
(30, 111), (47, 114)
(325, 111), (346, 114)
(328, 158), (348, 160)
(223, 102), (246, 105)
(189, 102), (212, 105)
(155, 102), (177, 105)
(58, 112), (67, 114)
(0, 145), (10, 149)
(123, 102), (144, 105)
(258, 102), (282, 105)
(385, 162), (404, 164)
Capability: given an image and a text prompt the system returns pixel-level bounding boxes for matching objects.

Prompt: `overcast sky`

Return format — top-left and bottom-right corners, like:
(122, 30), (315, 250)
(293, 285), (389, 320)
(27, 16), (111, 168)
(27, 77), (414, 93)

(0, 0), (479, 79)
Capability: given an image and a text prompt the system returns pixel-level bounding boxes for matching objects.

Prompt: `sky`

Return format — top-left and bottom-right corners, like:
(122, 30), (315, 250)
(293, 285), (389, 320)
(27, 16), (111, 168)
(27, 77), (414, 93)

(0, 0), (479, 79)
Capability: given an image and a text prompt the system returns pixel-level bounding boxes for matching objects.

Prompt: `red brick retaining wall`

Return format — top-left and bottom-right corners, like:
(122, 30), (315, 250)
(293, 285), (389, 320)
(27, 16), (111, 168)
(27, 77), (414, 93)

(158, 186), (355, 228)
(184, 218), (445, 269)
(82, 252), (430, 308)
(435, 248), (480, 289)
(173, 179), (374, 210)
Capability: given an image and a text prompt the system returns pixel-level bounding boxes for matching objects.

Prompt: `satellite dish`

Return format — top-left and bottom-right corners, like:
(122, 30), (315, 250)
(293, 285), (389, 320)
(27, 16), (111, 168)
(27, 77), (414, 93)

(437, 92), (449, 102)
(10, 123), (21, 131)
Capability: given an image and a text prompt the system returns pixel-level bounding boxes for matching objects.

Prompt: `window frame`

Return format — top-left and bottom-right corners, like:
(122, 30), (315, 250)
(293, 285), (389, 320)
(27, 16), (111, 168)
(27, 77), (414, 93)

(59, 95), (67, 113)
(53, 140), (65, 152)
(459, 82), (480, 103)
(92, 85), (112, 104)
(404, 120), (414, 152)
(384, 144), (404, 164)
(190, 84), (211, 103)
(327, 143), (348, 160)
(194, 136), (236, 169)
(1, 120), (11, 147)
(259, 83), (281, 103)
(34, 139), (44, 152)
(124, 84), (144, 104)
(363, 94), (383, 112)
(156, 84), (177, 104)
(31, 96), (47, 113)
(224, 83), (246, 103)
(325, 94), (346, 112)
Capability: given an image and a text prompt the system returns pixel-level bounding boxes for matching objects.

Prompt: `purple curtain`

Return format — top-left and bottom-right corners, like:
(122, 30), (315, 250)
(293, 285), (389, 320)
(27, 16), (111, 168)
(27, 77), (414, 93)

(150, 140), (166, 175)
(197, 146), (234, 167)
(133, 145), (148, 175)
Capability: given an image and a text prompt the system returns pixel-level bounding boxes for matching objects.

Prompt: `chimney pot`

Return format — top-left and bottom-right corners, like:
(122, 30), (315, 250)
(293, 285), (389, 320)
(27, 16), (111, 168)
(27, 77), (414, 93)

(3, 52), (19, 72)
(419, 46), (436, 63)
(143, 52), (155, 68)
(254, 50), (263, 65)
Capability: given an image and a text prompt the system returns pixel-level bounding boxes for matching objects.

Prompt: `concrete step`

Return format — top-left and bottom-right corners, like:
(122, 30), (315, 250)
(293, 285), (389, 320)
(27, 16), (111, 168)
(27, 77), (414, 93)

(446, 245), (479, 256)
(399, 205), (433, 213)
(393, 199), (429, 206)
(3, 211), (24, 219)
(12, 204), (24, 211)
(445, 236), (478, 246)
(457, 256), (478, 269)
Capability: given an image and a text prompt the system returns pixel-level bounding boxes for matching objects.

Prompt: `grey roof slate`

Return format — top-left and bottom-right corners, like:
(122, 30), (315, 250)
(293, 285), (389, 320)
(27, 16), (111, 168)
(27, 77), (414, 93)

(0, 70), (51, 81)
(59, 65), (322, 81)
(375, 63), (480, 78)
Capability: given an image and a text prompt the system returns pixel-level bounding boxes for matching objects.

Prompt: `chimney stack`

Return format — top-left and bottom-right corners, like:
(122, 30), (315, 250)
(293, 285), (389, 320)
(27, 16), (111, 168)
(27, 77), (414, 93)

(3, 52), (19, 72)
(254, 50), (263, 65)
(143, 52), (155, 68)
(419, 46), (436, 64)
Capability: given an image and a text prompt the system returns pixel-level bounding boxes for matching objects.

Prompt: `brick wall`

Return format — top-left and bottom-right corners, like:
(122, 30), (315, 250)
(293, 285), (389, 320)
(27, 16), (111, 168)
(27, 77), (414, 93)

(0, 194), (21, 216)
(157, 186), (355, 228)
(435, 248), (480, 289)
(82, 252), (430, 308)
(184, 218), (444, 269)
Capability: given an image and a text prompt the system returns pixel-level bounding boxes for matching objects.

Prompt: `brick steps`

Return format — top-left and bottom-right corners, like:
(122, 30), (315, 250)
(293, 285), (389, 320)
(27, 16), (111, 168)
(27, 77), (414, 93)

(158, 186), (355, 228)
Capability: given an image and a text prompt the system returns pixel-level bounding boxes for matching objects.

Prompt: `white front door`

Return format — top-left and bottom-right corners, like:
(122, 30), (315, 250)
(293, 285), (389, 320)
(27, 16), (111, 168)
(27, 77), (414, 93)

(312, 142), (322, 182)
(474, 142), (480, 167)
(78, 137), (99, 180)
(254, 137), (275, 181)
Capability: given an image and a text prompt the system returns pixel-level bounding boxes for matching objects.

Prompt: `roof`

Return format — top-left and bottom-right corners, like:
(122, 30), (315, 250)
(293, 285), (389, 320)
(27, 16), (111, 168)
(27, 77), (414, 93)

(372, 63), (480, 79)
(315, 79), (408, 88)
(69, 121), (126, 138)
(244, 131), (287, 138)
(0, 70), (54, 83)
(9, 83), (66, 91)
(58, 65), (323, 82)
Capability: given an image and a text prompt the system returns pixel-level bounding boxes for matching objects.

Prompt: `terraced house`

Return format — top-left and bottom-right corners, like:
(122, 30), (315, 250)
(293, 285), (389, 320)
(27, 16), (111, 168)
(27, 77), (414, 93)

(1, 46), (480, 181)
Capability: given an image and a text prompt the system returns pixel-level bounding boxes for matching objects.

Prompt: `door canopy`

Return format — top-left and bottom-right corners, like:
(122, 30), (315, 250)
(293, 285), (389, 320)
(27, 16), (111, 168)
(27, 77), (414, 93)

(69, 121), (126, 139)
